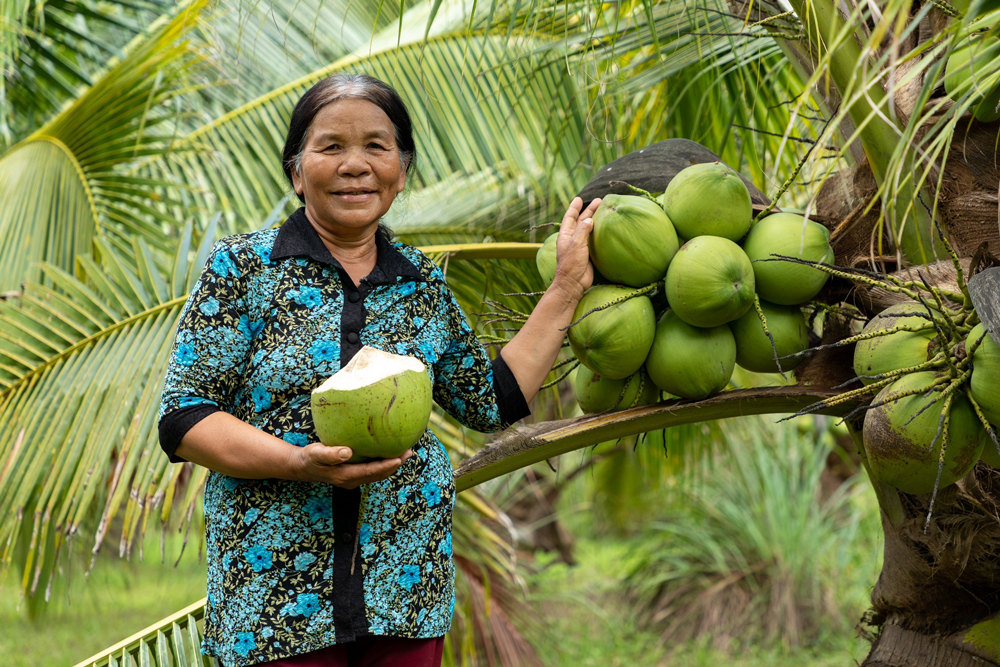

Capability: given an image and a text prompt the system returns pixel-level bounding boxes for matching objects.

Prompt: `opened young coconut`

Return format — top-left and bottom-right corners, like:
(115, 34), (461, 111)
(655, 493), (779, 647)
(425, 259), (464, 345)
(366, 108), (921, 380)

(311, 346), (433, 462)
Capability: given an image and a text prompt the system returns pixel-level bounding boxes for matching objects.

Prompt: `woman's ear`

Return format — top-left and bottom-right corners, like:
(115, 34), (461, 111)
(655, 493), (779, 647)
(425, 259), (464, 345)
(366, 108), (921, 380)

(291, 164), (304, 196)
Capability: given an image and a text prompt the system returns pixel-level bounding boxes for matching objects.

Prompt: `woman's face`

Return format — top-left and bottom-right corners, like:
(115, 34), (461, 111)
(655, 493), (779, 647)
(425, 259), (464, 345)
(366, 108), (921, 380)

(292, 98), (407, 235)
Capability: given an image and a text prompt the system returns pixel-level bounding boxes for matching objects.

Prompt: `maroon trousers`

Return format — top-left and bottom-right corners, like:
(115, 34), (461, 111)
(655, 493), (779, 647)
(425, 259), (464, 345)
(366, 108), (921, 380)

(261, 637), (444, 667)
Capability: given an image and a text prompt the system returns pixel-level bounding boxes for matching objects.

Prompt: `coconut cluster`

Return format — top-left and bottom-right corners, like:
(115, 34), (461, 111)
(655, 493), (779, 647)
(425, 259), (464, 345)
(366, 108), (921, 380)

(537, 162), (834, 414)
(851, 301), (999, 495)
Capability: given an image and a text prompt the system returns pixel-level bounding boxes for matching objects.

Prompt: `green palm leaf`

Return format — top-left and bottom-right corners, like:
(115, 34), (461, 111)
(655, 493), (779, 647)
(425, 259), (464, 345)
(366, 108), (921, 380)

(0, 0), (208, 292)
(1, 0), (173, 146)
(0, 218), (217, 598)
(141, 0), (602, 239)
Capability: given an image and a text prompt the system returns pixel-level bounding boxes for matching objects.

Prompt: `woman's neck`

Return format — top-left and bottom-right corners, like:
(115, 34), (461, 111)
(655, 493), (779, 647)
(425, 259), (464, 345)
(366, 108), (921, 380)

(304, 211), (379, 287)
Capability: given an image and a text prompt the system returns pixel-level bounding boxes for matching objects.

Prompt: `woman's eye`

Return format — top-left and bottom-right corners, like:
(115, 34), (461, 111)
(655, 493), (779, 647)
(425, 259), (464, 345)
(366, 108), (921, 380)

(368, 143), (387, 150)
(324, 144), (341, 151)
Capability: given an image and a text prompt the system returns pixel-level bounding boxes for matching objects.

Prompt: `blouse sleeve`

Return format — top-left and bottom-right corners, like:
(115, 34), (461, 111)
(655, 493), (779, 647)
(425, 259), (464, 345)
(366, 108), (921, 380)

(429, 277), (531, 433)
(157, 240), (254, 462)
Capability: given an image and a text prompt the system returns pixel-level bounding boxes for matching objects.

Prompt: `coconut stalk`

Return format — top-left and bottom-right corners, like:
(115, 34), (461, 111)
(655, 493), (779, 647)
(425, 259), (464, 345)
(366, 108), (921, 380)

(785, 0), (942, 265)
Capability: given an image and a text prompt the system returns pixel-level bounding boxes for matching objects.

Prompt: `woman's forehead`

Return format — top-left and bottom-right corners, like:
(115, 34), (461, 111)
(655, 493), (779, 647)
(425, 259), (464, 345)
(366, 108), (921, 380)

(308, 98), (395, 139)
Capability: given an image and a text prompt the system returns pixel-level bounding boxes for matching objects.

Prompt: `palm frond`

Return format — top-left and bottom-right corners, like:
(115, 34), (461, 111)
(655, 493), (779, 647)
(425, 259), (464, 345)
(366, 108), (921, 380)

(0, 218), (216, 599)
(141, 0), (600, 239)
(1, 0), (172, 146)
(0, 0), (209, 292)
(453, 387), (857, 491)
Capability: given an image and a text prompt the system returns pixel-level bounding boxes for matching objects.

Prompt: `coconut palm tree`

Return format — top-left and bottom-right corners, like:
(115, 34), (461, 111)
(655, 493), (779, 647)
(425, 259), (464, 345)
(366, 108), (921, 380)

(4, 0), (1000, 665)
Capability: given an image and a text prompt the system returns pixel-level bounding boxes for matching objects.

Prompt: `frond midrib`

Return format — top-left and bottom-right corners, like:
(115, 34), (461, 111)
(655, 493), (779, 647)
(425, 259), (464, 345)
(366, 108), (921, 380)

(0, 295), (187, 403)
(184, 28), (559, 142)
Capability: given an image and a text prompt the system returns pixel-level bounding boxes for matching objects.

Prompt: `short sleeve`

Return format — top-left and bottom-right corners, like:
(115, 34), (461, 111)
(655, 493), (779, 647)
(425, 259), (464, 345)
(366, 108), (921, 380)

(158, 240), (254, 461)
(430, 279), (530, 433)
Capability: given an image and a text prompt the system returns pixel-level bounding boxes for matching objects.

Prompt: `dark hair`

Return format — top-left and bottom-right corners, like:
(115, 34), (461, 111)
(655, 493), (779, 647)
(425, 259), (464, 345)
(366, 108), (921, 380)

(282, 74), (417, 202)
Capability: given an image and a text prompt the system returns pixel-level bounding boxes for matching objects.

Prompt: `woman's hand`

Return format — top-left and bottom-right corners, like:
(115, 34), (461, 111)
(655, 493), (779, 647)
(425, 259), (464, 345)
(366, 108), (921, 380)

(551, 196), (602, 301)
(175, 413), (412, 488)
(291, 444), (413, 489)
(498, 196), (602, 404)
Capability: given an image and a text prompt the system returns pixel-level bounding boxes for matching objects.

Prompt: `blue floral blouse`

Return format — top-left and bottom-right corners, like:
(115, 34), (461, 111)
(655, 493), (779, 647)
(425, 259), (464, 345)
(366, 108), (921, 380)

(158, 209), (529, 667)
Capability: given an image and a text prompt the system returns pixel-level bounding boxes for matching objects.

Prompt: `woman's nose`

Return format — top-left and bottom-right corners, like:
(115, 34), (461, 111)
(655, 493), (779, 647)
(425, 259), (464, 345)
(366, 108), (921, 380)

(337, 147), (372, 176)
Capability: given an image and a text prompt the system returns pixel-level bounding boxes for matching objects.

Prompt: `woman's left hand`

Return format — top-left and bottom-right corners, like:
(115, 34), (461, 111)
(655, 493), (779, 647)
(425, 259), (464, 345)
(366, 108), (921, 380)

(551, 196), (601, 300)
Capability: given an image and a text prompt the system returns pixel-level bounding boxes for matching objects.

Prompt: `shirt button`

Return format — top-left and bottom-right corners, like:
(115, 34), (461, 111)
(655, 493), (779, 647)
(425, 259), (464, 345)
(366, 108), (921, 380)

(348, 292), (360, 303)
(341, 532), (353, 544)
(347, 332), (359, 344)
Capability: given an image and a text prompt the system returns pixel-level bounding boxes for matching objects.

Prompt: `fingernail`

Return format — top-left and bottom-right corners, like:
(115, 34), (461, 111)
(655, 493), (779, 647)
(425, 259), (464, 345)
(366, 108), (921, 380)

(338, 449), (351, 460)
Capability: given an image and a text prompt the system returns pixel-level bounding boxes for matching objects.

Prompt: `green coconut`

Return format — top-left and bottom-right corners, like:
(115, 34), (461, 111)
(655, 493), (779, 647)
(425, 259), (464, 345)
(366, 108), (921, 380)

(665, 236), (755, 328)
(730, 301), (809, 374)
(311, 346), (433, 462)
(741, 213), (834, 305)
(589, 194), (680, 287)
(535, 233), (558, 285)
(575, 369), (659, 413)
(853, 302), (939, 385)
(568, 285), (656, 380)
(645, 310), (736, 399)
(982, 439), (1000, 469)
(662, 162), (753, 241)
(969, 323), (1000, 427)
(863, 372), (985, 495)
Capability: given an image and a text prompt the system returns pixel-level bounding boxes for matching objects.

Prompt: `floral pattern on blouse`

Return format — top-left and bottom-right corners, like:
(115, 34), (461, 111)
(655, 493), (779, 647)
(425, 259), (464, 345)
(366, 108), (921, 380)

(158, 211), (520, 667)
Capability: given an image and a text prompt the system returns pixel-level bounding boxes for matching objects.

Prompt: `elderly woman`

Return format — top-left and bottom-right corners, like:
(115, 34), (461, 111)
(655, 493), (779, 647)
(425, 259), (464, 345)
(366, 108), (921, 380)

(158, 73), (599, 667)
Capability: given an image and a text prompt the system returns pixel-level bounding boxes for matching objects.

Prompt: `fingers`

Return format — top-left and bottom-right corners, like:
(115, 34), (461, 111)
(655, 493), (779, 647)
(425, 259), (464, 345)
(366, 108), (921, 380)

(560, 196), (584, 235)
(303, 444), (414, 488)
(581, 197), (602, 222)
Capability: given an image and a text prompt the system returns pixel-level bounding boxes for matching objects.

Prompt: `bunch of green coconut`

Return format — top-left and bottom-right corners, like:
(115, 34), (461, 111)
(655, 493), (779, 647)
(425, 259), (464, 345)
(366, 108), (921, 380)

(846, 294), (1000, 496)
(536, 161), (835, 415)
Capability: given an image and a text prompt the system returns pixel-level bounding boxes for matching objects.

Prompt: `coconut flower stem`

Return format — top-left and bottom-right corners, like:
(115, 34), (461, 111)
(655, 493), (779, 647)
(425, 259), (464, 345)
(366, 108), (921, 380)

(757, 255), (928, 303)
(561, 282), (663, 331)
(779, 374), (900, 421)
(836, 375), (953, 425)
(834, 354), (947, 389)
(902, 370), (971, 427)
(753, 293), (787, 378)
(967, 390), (1000, 463)
(540, 359), (579, 390)
(924, 393), (956, 533)
(779, 320), (940, 360)
(626, 374), (646, 409)
(608, 181), (658, 202)
(916, 272), (963, 342)
(930, 213), (968, 296)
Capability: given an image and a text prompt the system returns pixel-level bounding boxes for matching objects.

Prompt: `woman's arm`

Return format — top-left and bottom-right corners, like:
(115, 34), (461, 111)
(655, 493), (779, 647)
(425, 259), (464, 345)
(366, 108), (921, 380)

(175, 411), (410, 489)
(501, 196), (601, 404)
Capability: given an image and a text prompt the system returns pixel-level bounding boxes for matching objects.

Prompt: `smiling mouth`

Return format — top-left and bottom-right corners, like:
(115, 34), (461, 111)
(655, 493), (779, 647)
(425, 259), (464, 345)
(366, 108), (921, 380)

(334, 190), (376, 195)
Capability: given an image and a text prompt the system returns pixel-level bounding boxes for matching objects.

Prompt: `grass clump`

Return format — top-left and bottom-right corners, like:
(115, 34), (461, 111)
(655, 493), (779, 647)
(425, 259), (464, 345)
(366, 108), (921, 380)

(622, 421), (882, 653)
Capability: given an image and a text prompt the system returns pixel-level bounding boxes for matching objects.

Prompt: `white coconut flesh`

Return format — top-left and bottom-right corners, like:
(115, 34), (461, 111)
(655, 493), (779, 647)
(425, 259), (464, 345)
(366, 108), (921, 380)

(314, 346), (426, 393)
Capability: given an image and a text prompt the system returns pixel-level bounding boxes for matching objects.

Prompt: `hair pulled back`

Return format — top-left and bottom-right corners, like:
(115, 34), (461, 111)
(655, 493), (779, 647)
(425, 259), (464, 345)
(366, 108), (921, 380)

(282, 74), (416, 202)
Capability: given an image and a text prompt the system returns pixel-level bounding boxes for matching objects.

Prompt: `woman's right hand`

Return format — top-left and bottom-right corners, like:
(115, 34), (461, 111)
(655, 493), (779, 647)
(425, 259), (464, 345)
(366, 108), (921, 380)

(291, 444), (413, 489)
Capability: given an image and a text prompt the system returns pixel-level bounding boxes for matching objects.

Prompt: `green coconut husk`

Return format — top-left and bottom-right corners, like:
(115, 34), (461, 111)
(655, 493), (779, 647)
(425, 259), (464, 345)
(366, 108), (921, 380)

(742, 213), (834, 305)
(731, 300), (809, 374)
(853, 302), (940, 385)
(568, 284), (656, 380)
(863, 372), (986, 496)
(590, 194), (679, 287)
(665, 236), (755, 328)
(645, 309), (736, 400)
(662, 162), (752, 241)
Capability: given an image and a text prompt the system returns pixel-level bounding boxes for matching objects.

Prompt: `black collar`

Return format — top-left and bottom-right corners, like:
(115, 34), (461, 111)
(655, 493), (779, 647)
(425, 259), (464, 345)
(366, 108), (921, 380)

(270, 208), (423, 286)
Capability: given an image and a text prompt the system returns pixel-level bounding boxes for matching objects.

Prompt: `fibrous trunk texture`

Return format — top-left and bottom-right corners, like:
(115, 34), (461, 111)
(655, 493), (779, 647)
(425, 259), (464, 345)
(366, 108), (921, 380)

(814, 126), (1000, 665)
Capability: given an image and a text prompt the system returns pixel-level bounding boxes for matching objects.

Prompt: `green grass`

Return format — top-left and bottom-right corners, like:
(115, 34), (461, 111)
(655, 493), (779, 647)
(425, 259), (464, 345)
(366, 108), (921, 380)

(521, 538), (873, 667)
(0, 530), (207, 667)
